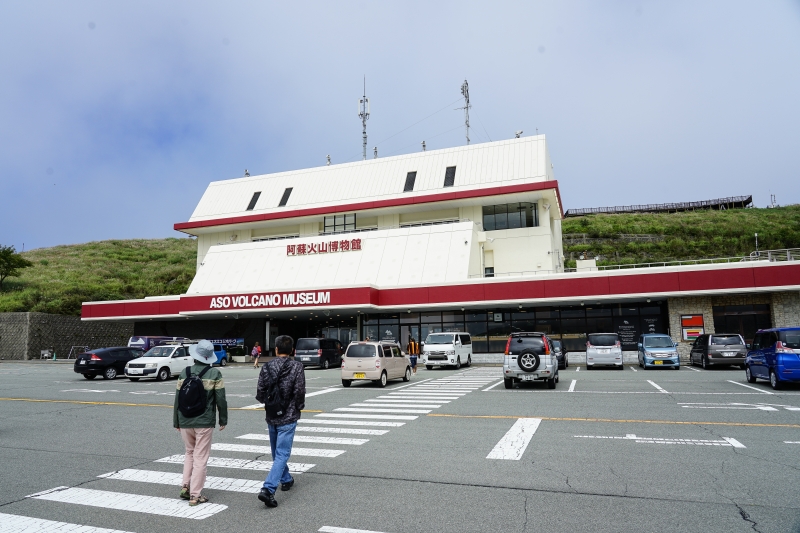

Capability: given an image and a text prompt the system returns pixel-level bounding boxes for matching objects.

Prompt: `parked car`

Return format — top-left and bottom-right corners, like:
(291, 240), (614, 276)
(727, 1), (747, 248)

(421, 332), (472, 369)
(124, 342), (196, 381)
(638, 334), (680, 370)
(341, 341), (412, 388)
(745, 327), (800, 390)
(296, 338), (344, 369)
(73, 347), (144, 380)
(212, 344), (229, 366)
(689, 333), (746, 369)
(553, 339), (567, 369)
(586, 333), (623, 370)
(502, 332), (559, 389)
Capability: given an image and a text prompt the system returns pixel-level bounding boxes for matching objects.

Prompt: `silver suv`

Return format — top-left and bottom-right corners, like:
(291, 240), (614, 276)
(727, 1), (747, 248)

(502, 332), (559, 389)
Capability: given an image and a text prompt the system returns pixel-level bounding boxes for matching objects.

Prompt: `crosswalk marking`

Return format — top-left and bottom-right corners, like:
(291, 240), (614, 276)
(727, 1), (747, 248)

(350, 402), (442, 409)
(297, 426), (389, 435)
(486, 418), (542, 460)
(98, 469), (262, 493)
(319, 527), (387, 533)
(366, 399), (451, 404)
(315, 413), (418, 420)
(300, 419), (405, 427)
(236, 433), (369, 445)
(404, 389), (476, 393)
(155, 454), (315, 473)
(0, 512), (136, 533)
(387, 392), (464, 397)
(212, 442), (345, 457)
(26, 486), (226, 520)
(334, 407), (431, 414)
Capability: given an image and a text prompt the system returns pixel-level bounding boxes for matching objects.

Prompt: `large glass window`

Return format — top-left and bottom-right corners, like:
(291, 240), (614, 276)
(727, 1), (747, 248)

(482, 203), (538, 231)
(323, 214), (356, 234)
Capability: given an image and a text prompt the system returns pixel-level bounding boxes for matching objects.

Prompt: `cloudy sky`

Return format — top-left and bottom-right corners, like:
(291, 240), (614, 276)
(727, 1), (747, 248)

(2, 1), (799, 251)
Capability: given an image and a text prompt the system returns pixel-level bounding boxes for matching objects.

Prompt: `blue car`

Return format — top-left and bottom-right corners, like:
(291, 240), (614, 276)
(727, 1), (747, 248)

(212, 344), (229, 366)
(745, 327), (800, 389)
(638, 334), (680, 369)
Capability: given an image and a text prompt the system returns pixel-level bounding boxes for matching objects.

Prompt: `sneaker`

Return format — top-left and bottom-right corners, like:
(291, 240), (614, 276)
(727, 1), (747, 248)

(280, 479), (294, 491)
(258, 488), (277, 507)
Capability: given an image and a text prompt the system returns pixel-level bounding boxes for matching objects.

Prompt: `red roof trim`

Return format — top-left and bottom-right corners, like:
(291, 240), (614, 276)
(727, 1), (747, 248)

(174, 181), (562, 232)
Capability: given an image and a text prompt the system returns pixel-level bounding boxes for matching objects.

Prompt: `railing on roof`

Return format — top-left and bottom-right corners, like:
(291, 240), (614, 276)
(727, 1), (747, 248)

(564, 195), (753, 217)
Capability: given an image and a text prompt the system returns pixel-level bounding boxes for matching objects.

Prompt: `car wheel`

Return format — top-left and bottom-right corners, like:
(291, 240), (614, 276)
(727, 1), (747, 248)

(375, 371), (388, 388)
(465, 355), (471, 367)
(702, 356), (708, 370)
(555, 372), (559, 383)
(83, 374), (96, 380)
(321, 359), (330, 370)
(746, 366), (757, 383)
(341, 379), (352, 388)
(546, 376), (556, 389)
(674, 365), (680, 370)
(219, 357), (227, 367)
(565, 357), (569, 368)
(518, 351), (541, 373)
(618, 364), (624, 370)
(426, 365), (433, 370)
(586, 364), (593, 370)
(638, 358), (643, 368)
(403, 367), (412, 381)
(128, 378), (139, 382)
(503, 377), (514, 389)
(770, 370), (783, 390)
(454, 357), (461, 370)
(156, 367), (170, 381)
(103, 367), (117, 380)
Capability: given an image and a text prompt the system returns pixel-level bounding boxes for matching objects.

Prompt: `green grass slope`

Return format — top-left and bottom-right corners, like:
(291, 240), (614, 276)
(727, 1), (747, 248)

(0, 238), (196, 316)
(562, 205), (800, 267)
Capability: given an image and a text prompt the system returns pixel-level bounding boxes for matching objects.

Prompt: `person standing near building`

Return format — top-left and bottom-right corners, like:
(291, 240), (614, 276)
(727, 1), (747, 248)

(255, 335), (306, 508)
(174, 340), (228, 506)
(406, 337), (419, 374)
(252, 341), (262, 368)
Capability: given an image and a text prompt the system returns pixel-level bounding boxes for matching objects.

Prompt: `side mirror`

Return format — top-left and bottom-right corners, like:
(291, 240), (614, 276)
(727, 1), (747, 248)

(673, 342), (678, 348)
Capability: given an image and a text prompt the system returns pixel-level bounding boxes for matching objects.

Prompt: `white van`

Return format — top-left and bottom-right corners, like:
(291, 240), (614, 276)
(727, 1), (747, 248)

(124, 341), (196, 381)
(421, 332), (472, 369)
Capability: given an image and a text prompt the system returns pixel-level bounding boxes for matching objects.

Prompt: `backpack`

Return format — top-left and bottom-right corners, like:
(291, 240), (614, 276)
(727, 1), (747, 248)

(264, 361), (291, 418)
(178, 365), (212, 418)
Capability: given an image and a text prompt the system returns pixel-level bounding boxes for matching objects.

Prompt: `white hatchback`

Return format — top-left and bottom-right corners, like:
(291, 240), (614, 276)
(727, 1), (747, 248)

(124, 343), (195, 381)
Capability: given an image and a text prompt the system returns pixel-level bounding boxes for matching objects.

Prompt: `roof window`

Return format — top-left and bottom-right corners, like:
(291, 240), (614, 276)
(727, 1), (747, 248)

(246, 192), (261, 211)
(403, 172), (417, 192)
(278, 187), (293, 207)
(443, 166), (456, 187)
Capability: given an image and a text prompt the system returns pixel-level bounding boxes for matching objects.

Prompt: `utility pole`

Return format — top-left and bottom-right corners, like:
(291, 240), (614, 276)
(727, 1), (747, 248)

(358, 78), (370, 160)
(458, 79), (471, 145)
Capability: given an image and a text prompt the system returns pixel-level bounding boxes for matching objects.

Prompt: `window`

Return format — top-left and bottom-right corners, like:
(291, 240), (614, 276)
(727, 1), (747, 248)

(484, 267), (494, 278)
(443, 166), (456, 187)
(482, 203), (538, 230)
(278, 187), (293, 207)
(459, 334), (471, 345)
(246, 191), (261, 211)
(404, 172), (417, 192)
(323, 214), (356, 234)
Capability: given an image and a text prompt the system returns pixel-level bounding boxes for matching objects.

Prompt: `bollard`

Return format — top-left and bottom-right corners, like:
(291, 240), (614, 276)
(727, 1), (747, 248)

(52, 351), (56, 360)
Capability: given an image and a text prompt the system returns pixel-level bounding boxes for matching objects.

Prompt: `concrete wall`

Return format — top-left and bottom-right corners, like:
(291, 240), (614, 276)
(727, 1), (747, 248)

(771, 291), (800, 327)
(0, 312), (133, 360)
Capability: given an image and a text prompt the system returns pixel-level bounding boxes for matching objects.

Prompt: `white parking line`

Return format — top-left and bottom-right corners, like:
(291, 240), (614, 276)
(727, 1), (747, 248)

(482, 380), (504, 391)
(0, 511), (137, 533)
(306, 388), (343, 397)
(98, 468), (262, 493)
(315, 413), (418, 421)
(300, 419), (405, 427)
(212, 442), (345, 457)
(685, 366), (702, 372)
(630, 367), (638, 372)
(568, 380), (576, 392)
(727, 380), (774, 394)
(486, 418), (542, 460)
(647, 380), (669, 393)
(576, 367), (580, 372)
(785, 441), (800, 444)
(236, 433), (369, 445)
(297, 426), (389, 435)
(155, 455), (315, 473)
(334, 407), (431, 414)
(27, 486), (226, 520)
(679, 402), (778, 411)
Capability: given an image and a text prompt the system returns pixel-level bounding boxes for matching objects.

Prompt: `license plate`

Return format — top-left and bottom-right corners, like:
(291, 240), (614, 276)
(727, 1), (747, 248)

(654, 361), (663, 365)
(301, 357), (310, 361)
(79, 361), (86, 365)
(129, 369), (142, 374)
(521, 375), (536, 381)
(598, 349), (609, 354)
(722, 353), (736, 357)
(353, 373), (366, 379)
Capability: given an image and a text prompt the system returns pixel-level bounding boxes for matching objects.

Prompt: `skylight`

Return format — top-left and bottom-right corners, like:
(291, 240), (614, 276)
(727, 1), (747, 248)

(403, 171), (417, 192)
(246, 192), (261, 211)
(278, 187), (293, 207)
(443, 166), (456, 187)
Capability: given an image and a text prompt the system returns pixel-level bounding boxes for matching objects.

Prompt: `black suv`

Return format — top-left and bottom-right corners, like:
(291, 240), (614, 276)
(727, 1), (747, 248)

(502, 332), (559, 389)
(295, 338), (344, 369)
(73, 347), (145, 380)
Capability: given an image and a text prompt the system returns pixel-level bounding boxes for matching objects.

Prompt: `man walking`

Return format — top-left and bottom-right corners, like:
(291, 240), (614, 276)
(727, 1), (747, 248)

(406, 337), (419, 374)
(173, 340), (228, 506)
(256, 335), (306, 508)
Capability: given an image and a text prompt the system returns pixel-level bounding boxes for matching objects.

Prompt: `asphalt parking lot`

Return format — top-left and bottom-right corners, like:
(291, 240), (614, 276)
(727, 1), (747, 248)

(1, 361), (800, 533)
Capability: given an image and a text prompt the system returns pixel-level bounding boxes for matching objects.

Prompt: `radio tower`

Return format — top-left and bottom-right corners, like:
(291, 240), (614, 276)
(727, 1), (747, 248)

(358, 78), (370, 160)
(459, 79), (471, 145)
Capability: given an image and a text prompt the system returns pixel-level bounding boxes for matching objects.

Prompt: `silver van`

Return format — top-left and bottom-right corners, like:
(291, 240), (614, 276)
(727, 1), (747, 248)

(586, 333), (623, 370)
(422, 332), (472, 369)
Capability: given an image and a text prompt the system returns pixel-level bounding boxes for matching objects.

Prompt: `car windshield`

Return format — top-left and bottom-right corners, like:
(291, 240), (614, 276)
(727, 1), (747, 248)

(644, 336), (673, 348)
(296, 339), (319, 351)
(142, 346), (174, 358)
(588, 334), (618, 346)
(346, 344), (377, 357)
(426, 334), (455, 344)
(710, 335), (744, 346)
(780, 332), (800, 349)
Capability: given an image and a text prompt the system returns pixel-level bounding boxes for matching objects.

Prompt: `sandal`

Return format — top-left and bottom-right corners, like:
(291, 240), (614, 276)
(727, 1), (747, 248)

(189, 495), (208, 506)
(179, 486), (190, 500)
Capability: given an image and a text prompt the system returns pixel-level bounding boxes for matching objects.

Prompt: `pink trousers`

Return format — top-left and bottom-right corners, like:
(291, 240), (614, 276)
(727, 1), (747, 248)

(180, 427), (214, 497)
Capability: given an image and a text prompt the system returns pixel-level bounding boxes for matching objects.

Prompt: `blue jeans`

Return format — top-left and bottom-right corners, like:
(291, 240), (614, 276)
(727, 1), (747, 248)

(262, 421), (296, 493)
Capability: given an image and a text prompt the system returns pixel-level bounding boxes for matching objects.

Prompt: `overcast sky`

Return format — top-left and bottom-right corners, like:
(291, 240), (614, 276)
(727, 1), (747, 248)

(2, 1), (799, 251)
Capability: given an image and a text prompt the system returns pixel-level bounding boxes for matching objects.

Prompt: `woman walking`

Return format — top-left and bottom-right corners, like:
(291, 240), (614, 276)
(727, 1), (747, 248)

(252, 341), (262, 368)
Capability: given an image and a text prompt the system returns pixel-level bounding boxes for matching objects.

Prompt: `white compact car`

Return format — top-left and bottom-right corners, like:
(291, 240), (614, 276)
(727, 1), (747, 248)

(124, 342), (195, 381)
(422, 332), (472, 369)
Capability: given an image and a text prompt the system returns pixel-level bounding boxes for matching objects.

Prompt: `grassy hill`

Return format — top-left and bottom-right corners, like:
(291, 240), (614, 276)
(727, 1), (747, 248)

(561, 205), (800, 268)
(0, 239), (196, 316)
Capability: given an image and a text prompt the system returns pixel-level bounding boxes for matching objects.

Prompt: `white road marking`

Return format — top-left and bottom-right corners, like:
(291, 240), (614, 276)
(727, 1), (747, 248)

(568, 380), (577, 392)
(26, 486), (226, 520)
(155, 454), (315, 473)
(319, 527), (387, 533)
(389, 378), (433, 390)
(630, 367), (637, 372)
(0, 512), (136, 533)
(351, 402), (441, 408)
(212, 442), (344, 457)
(387, 392), (465, 397)
(685, 366), (702, 372)
(574, 434), (746, 448)
(236, 433), (369, 445)
(377, 396), (457, 401)
(576, 367), (580, 372)
(306, 388), (343, 397)
(315, 413), (418, 421)
(482, 381), (504, 391)
(98, 468), (262, 493)
(785, 441), (800, 444)
(365, 399), (450, 404)
(486, 418), (542, 460)
(334, 407), (431, 414)
(405, 389), (477, 393)
(60, 389), (119, 393)
(647, 380), (669, 393)
(300, 419), (405, 427)
(727, 380), (774, 394)
(297, 426), (389, 435)
(678, 402), (778, 411)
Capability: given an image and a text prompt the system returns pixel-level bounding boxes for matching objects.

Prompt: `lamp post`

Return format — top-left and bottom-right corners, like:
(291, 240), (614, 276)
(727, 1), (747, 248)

(755, 233), (759, 257)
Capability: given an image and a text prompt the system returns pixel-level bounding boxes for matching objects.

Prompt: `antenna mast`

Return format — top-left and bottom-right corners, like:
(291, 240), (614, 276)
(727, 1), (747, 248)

(358, 78), (370, 160)
(459, 79), (471, 145)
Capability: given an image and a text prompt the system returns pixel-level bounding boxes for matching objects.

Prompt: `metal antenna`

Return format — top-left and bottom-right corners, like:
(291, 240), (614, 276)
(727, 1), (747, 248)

(457, 79), (471, 145)
(358, 77), (370, 160)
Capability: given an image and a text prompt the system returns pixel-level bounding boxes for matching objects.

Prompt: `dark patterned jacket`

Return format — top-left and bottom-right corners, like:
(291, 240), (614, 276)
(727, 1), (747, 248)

(256, 356), (306, 426)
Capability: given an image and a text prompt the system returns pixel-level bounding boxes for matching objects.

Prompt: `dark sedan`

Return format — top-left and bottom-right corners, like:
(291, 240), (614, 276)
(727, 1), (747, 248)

(73, 347), (144, 380)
